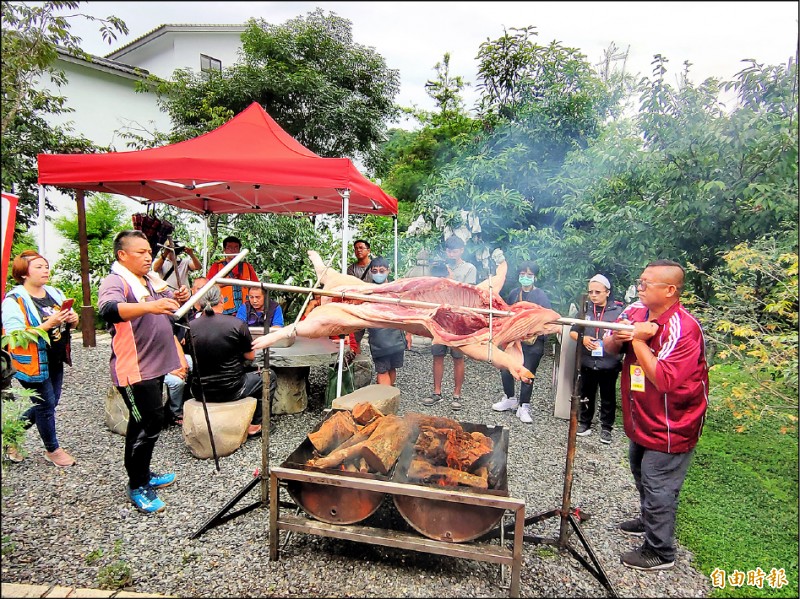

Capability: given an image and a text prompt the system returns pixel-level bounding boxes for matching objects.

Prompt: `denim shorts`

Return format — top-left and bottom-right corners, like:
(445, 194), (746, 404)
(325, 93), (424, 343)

(373, 350), (405, 373)
(430, 343), (465, 359)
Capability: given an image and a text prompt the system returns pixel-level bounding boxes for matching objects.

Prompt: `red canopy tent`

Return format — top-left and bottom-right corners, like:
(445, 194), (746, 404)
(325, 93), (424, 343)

(37, 102), (397, 216)
(36, 102), (399, 349)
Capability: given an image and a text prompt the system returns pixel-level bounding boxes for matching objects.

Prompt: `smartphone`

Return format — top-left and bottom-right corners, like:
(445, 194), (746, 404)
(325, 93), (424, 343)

(60, 298), (75, 311)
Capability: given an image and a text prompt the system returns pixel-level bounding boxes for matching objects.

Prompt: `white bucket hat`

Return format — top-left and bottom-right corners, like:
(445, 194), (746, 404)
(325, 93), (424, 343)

(589, 274), (611, 290)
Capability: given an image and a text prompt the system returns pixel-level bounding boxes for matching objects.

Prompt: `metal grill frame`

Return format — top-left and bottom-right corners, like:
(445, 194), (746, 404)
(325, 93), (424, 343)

(269, 467), (526, 598)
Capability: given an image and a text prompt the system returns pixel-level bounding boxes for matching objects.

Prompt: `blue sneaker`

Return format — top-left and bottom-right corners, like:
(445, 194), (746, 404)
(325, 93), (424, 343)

(148, 470), (176, 489)
(127, 484), (165, 514)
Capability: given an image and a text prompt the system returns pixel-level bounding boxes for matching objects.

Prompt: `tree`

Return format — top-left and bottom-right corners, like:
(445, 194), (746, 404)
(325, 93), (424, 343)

(1, 1), (127, 226)
(549, 56), (798, 302)
(410, 32), (621, 302)
(147, 8), (400, 173)
(52, 193), (129, 284)
(376, 53), (479, 204)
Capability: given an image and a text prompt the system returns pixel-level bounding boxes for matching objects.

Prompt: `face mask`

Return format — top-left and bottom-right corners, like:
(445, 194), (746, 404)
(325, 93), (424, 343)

(519, 275), (534, 287)
(372, 272), (388, 284)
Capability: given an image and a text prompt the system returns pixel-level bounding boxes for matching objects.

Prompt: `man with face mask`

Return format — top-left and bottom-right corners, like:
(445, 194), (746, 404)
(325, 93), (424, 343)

(364, 256), (406, 386)
(491, 260), (552, 424)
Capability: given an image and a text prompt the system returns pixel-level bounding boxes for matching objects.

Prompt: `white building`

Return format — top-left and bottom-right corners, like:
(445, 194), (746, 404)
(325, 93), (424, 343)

(38, 24), (247, 260)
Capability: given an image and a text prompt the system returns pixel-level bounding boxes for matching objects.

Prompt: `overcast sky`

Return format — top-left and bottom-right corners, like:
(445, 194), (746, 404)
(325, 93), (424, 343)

(70, 1), (798, 119)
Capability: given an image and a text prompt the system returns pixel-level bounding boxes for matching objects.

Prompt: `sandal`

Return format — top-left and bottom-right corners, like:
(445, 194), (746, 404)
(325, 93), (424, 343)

(421, 393), (443, 406)
(451, 396), (463, 411)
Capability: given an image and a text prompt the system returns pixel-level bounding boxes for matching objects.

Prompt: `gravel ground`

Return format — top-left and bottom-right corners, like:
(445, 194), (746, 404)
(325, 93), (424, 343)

(1, 333), (712, 598)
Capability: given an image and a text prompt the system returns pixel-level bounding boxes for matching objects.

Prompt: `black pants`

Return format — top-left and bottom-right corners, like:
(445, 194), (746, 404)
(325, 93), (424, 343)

(118, 377), (165, 490)
(629, 441), (694, 561)
(500, 340), (545, 405)
(578, 367), (620, 431)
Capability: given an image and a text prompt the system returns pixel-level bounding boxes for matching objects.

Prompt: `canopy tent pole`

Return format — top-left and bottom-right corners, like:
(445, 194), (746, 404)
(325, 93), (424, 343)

(393, 215), (399, 279)
(37, 185), (46, 256)
(202, 213), (209, 273)
(336, 189), (352, 399)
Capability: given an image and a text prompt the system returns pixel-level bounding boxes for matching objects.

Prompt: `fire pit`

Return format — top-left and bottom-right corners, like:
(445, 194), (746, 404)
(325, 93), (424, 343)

(271, 409), (525, 596)
(280, 410), (390, 525)
(392, 422), (509, 542)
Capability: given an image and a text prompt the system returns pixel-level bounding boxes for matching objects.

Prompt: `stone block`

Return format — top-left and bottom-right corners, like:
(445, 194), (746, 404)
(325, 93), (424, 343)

(272, 367), (307, 415)
(104, 386), (128, 436)
(182, 397), (256, 459)
(331, 384), (400, 415)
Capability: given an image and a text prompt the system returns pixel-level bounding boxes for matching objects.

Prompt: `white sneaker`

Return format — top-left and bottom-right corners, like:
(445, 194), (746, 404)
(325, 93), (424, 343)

(516, 403), (533, 424)
(492, 395), (518, 412)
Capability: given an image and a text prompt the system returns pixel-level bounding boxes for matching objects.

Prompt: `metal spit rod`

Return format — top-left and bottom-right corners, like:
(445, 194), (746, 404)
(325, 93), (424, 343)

(215, 277), (635, 332)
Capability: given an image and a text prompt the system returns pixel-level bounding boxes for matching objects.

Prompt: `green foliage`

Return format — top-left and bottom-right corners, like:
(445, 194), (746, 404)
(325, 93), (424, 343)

(1, 1), (127, 227)
(84, 547), (103, 565)
(678, 405), (798, 598)
(376, 53), (480, 205)
(1, 391), (32, 472)
(690, 239), (798, 429)
(52, 193), (130, 286)
(147, 9), (400, 172)
(95, 539), (132, 590)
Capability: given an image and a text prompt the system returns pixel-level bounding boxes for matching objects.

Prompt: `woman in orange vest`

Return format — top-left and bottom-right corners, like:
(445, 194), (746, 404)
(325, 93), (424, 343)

(1, 250), (79, 466)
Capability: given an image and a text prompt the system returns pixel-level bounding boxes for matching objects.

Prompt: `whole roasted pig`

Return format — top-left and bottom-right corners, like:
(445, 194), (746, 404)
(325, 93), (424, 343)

(252, 250), (562, 381)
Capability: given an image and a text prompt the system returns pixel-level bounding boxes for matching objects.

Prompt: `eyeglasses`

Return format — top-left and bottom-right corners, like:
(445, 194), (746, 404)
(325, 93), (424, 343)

(587, 290), (606, 295)
(370, 268), (389, 274)
(635, 279), (671, 291)
(354, 245), (368, 251)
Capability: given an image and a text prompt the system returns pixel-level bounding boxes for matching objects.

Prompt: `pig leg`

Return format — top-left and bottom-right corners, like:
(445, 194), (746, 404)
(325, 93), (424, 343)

(457, 341), (534, 382)
(308, 250), (374, 290)
(251, 303), (374, 350)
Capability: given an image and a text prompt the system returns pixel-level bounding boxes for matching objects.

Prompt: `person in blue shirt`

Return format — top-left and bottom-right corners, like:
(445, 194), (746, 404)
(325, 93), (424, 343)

(235, 286), (283, 328)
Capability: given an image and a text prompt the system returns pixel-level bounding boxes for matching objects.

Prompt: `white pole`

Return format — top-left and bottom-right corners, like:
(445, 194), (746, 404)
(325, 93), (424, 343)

(202, 214), (209, 273)
(337, 189), (352, 398)
(37, 185), (46, 256)
(393, 215), (398, 279)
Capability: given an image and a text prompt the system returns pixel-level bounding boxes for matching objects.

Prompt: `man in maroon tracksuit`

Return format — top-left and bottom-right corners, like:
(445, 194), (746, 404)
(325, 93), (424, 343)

(604, 259), (708, 571)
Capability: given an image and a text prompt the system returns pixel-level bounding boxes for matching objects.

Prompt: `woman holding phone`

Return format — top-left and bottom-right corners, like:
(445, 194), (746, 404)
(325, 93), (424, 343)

(2, 250), (79, 466)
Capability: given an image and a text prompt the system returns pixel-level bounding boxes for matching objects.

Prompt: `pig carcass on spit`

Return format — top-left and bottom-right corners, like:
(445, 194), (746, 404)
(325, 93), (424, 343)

(251, 250), (562, 381)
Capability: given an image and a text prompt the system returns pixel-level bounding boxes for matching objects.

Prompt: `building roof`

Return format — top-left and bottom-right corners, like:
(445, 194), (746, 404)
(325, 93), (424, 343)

(55, 47), (151, 80)
(105, 24), (248, 60)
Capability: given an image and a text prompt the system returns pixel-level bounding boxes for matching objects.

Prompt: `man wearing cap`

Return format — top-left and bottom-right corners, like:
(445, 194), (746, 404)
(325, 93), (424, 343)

(604, 259), (708, 571)
(569, 274), (624, 443)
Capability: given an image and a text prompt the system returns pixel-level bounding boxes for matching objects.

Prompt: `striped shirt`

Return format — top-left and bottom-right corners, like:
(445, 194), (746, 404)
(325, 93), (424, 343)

(98, 273), (182, 387)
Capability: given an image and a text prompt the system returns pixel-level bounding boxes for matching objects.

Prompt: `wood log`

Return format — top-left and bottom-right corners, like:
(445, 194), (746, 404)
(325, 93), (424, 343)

(352, 402), (384, 425)
(312, 439), (370, 469)
(338, 416), (383, 451)
(361, 415), (412, 474)
(405, 412), (463, 432)
(307, 410), (357, 454)
(406, 457), (489, 489)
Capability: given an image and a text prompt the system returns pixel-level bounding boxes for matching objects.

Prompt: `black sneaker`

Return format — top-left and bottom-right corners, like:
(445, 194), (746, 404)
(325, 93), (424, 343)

(576, 423), (592, 436)
(600, 429), (612, 444)
(619, 518), (646, 536)
(620, 546), (675, 571)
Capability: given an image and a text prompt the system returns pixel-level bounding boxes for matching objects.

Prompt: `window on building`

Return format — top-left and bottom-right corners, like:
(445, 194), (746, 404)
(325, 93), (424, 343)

(200, 54), (222, 73)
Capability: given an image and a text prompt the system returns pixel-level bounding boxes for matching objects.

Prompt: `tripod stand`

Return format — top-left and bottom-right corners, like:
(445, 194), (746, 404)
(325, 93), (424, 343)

(490, 299), (620, 598)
